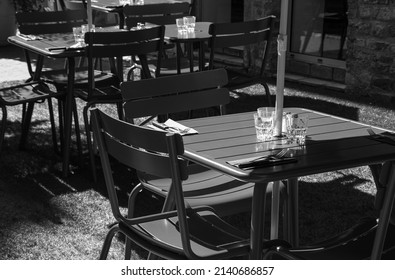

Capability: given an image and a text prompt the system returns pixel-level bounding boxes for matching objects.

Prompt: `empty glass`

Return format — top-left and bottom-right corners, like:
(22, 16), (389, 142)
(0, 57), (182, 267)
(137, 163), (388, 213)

(81, 24), (95, 34)
(184, 16), (196, 32)
(285, 113), (309, 145)
(72, 27), (85, 46)
(254, 111), (274, 141)
(119, 0), (131, 5)
(176, 18), (186, 32)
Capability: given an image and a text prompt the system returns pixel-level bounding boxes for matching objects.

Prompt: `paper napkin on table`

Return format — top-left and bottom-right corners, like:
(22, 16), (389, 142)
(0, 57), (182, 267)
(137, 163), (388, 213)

(148, 119), (198, 136)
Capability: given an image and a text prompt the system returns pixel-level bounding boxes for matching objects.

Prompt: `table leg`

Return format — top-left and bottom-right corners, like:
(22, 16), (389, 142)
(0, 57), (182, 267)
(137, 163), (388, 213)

(371, 162), (395, 259)
(287, 177), (299, 247)
(62, 57), (75, 177)
(270, 181), (281, 239)
(250, 182), (268, 259)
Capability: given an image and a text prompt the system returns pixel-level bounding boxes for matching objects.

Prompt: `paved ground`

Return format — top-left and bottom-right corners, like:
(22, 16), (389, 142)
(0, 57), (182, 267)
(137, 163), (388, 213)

(0, 45), (31, 82)
(0, 44), (67, 83)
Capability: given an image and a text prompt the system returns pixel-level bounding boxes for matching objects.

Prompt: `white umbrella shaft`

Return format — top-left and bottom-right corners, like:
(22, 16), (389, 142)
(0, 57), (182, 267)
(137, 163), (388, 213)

(274, 0), (289, 137)
(87, 0), (93, 30)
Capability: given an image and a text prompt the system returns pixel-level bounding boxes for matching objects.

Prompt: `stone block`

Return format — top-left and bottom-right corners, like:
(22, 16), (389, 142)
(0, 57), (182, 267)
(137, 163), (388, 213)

(333, 68), (346, 83)
(310, 65), (333, 80)
(286, 60), (310, 76)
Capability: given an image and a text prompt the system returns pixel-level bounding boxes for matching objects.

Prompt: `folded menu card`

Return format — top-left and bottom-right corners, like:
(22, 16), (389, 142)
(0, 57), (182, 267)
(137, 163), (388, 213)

(148, 119), (198, 136)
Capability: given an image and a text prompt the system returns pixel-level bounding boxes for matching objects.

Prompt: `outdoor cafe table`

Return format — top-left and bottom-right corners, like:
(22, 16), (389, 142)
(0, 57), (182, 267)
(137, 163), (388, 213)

(89, 0), (211, 72)
(179, 107), (395, 259)
(7, 27), (120, 178)
(8, 32), (83, 178)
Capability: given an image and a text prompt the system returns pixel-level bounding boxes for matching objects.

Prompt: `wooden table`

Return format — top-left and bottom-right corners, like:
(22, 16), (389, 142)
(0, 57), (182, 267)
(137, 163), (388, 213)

(179, 107), (395, 259)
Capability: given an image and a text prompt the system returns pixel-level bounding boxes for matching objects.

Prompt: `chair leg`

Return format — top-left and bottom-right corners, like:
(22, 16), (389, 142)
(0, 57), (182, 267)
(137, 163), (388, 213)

(19, 102), (35, 150)
(125, 183), (144, 260)
(72, 98), (83, 167)
(83, 103), (97, 182)
(99, 224), (120, 260)
(57, 98), (64, 153)
(0, 104), (7, 153)
(47, 98), (59, 154)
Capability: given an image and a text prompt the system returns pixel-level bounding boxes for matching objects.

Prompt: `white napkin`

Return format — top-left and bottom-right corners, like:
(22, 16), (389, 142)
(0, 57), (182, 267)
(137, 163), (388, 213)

(148, 119), (198, 136)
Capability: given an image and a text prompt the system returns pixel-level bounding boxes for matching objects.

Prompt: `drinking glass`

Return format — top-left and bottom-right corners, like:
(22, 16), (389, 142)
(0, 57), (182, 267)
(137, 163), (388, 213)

(254, 112), (273, 141)
(184, 16), (196, 32)
(119, 0), (131, 5)
(72, 27), (85, 46)
(285, 113), (309, 145)
(176, 18), (186, 32)
(81, 24), (95, 34)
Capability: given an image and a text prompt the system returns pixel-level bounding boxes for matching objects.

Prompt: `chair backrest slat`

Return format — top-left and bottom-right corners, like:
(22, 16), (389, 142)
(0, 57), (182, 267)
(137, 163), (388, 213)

(84, 27), (165, 58)
(208, 16), (275, 73)
(121, 68), (229, 120)
(124, 2), (190, 28)
(124, 88), (229, 119)
(16, 10), (87, 35)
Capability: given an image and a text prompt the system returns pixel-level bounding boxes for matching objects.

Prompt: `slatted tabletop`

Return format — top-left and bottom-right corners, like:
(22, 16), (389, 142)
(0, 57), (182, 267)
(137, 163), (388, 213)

(181, 107), (395, 182)
(180, 107), (395, 259)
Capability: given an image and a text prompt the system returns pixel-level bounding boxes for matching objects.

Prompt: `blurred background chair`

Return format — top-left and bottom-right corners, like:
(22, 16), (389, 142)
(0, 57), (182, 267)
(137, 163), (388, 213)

(91, 108), (251, 260)
(0, 81), (64, 155)
(66, 26), (165, 181)
(208, 15), (275, 106)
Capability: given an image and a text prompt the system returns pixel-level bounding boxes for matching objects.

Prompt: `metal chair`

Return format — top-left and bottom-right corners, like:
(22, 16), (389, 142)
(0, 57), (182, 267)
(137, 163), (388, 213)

(208, 15), (275, 106)
(120, 69), (286, 258)
(91, 108), (251, 260)
(0, 81), (64, 154)
(71, 26), (166, 181)
(14, 9), (87, 154)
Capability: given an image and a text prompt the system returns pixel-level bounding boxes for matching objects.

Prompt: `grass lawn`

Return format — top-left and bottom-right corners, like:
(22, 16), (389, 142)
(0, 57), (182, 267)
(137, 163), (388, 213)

(0, 78), (394, 259)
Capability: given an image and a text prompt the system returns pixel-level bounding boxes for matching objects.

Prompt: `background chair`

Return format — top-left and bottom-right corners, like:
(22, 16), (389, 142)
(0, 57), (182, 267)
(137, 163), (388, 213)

(0, 81), (64, 154)
(208, 15), (275, 106)
(91, 108), (251, 260)
(123, 1), (198, 79)
(71, 26), (165, 181)
(15, 9), (88, 154)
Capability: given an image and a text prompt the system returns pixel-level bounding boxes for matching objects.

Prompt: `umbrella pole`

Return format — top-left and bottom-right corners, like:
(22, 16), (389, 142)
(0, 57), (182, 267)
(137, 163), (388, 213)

(274, 0), (289, 137)
(272, 0), (290, 241)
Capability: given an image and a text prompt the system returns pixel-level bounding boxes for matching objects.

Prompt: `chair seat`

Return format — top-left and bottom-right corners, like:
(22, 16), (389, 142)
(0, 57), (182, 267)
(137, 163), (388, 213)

(0, 82), (63, 105)
(41, 68), (119, 89)
(122, 208), (250, 259)
(140, 164), (283, 216)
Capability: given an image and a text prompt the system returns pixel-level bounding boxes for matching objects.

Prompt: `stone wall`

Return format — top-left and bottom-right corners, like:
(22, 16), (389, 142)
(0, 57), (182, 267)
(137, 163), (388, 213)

(244, 0), (280, 73)
(245, 0), (395, 98)
(347, 0), (395, 97)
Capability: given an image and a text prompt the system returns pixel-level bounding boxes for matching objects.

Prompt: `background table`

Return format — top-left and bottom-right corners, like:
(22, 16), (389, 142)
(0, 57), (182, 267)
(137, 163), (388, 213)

(180, 107), (395, 259)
